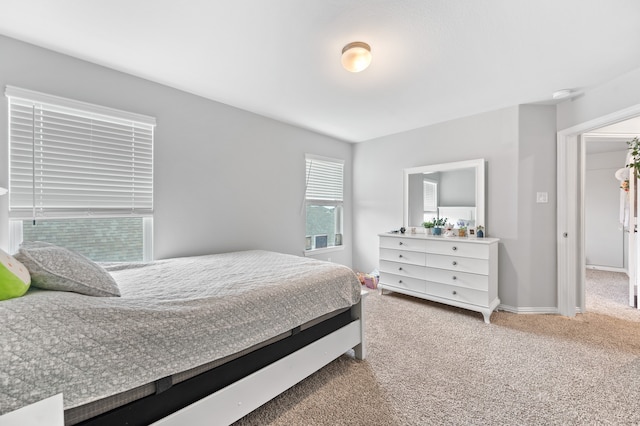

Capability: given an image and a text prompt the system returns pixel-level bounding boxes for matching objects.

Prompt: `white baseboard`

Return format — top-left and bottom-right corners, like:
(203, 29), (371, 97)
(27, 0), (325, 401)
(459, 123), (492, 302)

(498, 304), (559, 315)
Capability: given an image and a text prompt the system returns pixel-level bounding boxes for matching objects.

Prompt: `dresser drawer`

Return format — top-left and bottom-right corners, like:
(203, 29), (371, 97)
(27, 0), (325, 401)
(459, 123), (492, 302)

(380, 248), (426, 266)
(380, 272), (426, 293)
(427, 282), (488, 307)
(425, 267), (488, 291)
(380, 236), (427, 252)
(426, 253), (488, 275)
(424, 240), (488, 259)
(379, 260), (426, 278)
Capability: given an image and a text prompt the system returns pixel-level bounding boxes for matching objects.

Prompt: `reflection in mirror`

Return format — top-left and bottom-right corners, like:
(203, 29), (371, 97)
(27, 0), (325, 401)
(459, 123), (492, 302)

(404, 159), (485, 231)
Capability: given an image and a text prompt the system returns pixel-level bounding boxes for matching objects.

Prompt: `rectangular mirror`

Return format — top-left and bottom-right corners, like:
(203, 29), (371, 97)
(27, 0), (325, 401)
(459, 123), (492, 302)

(404, 158), (485, 231)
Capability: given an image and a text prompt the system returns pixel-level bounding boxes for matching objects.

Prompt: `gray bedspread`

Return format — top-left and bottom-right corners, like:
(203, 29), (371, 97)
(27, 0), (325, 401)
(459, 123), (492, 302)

(0, 250), (361, 415)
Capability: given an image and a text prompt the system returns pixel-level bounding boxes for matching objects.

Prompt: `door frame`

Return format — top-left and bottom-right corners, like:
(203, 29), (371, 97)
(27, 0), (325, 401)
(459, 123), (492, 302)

(629, 157), (637, 308)
(557, 104), (640, 316)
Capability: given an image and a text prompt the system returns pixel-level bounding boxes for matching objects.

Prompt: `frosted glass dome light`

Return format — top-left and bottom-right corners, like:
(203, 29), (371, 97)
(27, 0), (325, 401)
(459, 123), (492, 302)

(341, 42), (372, 73)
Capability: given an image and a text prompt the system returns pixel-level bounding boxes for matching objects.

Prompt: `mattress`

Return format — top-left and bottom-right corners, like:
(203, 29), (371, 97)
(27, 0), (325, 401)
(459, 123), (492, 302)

(0, 250), (361, 423)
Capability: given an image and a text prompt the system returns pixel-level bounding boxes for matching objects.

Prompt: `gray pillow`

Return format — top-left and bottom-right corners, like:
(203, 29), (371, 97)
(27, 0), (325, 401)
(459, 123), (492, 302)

(14, 241), (120, 297)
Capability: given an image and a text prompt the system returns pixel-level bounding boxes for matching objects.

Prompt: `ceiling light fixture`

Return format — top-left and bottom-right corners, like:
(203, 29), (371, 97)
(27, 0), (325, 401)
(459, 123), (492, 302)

(552, 89), (572, 100)
(341, 42), (372, 73)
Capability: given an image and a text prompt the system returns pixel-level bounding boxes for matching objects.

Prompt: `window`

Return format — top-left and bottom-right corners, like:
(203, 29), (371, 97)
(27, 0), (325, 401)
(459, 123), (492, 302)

(6, 86), (155, 261)
(423, 179), (438, 222)
(305, 155), (344, 251)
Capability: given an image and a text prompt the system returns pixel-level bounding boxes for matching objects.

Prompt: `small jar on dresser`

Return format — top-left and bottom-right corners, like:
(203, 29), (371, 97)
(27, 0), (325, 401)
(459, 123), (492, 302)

(378, 232), (500, 323)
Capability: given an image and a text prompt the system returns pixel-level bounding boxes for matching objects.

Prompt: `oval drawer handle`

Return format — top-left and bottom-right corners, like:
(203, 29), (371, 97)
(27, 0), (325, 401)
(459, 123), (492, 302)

(452, 290), (457, 295)
(452, 261), (457, 266)
(452, 276), (457, 280)
(398, 280), (403, 284)
(398, 267), (403, 271)
(452, 246), (458, 251)
(399, 254), (403, 258)
(399, 242), (404, 245)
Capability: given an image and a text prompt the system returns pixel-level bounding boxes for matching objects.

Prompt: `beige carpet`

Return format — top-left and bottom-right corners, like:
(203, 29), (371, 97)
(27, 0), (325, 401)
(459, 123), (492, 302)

(235, 284), (640, 425)
(586, 268), (639, 322)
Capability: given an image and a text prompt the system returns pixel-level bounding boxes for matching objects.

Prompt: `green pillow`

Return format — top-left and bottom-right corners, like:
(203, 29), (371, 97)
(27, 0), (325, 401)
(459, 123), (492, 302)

(0, 248), (31, 300)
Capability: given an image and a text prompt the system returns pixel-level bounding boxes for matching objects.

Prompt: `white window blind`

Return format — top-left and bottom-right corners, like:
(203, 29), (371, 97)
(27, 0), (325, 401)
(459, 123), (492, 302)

(305, 155), (344, 204)
(6, 86), (155, 219)
(423, 180), (437, 211)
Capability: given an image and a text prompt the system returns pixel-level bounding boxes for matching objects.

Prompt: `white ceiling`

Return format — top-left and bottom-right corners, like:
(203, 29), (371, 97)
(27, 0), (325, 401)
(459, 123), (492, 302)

(2, 0), (640, 143)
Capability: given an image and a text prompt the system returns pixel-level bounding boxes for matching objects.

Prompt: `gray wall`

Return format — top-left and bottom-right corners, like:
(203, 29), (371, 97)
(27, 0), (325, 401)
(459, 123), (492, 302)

(0, 35), (353, 266)
(557, 67), (640, 131)
(515, 105), (558, 309)
(352, 104), (558, 310)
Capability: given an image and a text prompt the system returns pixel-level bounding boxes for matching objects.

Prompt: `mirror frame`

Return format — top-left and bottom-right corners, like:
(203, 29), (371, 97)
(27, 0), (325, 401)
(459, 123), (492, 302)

(403, 158), (485, 230)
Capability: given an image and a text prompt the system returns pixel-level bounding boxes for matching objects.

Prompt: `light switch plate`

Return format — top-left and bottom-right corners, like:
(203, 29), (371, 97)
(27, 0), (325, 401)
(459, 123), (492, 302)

(536, 192), (548, 203)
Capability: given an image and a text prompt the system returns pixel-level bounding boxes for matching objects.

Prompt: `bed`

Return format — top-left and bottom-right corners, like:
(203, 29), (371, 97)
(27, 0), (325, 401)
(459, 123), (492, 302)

(0, 248), (365, 425)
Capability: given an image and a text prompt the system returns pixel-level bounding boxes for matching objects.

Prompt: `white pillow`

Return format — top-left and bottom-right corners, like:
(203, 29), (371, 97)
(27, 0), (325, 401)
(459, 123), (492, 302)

(15, 242), (120, 297)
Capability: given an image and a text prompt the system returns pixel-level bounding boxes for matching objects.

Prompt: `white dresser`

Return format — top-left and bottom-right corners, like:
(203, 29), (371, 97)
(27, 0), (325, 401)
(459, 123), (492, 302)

(378, 233), (499, 323)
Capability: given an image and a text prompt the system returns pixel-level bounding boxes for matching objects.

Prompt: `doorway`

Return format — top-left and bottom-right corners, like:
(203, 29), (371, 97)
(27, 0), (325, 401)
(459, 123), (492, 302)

(557, 105), (640, 317)
(584, 128), (638, 315)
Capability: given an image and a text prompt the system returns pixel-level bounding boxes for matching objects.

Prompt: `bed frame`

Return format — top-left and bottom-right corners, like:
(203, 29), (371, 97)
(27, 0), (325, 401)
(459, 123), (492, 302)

(77, 291), (366, 426)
